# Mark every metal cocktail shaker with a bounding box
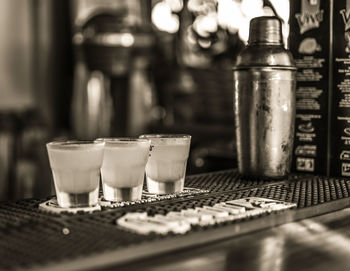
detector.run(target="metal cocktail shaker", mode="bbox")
[233,16,296,179]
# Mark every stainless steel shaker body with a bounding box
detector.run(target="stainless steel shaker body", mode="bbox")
[233,17,296,179]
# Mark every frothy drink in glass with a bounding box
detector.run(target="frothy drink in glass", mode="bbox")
[100,138,150,202]
[139,134,191,194]
[46,141,104,208]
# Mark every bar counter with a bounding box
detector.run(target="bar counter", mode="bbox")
[116,208,350,271]
[1,169,350,271]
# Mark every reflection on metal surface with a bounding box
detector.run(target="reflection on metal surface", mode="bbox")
[259,236,285,271]
[292,220,350,256]
[151,253,226,271]
[71,69,112,140]
[223,213,350,271]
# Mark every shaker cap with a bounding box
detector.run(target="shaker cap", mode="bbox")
[248,16,282,45]
[233,15,296,69]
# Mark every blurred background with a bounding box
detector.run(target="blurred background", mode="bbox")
[0,0,289,200]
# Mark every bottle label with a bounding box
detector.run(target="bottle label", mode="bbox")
[295,0,323,34]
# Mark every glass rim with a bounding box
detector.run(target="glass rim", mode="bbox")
[139,134,191,139]
[46,140,105,150]
[96,137,151,145]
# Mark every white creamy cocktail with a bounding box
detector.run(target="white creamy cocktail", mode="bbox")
[139,135,191,194]
[100,138,150,202]
[46,140,104,208]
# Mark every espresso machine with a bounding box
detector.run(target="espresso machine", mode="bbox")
[70,0,155,139]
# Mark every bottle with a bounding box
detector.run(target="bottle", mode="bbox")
[233,16,296,179]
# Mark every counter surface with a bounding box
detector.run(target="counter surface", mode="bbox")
[114,208,350,271]
[1,169,350,271]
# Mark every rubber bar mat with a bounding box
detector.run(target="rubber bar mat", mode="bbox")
[1,169,350,271]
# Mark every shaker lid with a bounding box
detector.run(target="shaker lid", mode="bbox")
[248,16,282,45]
[233,16,296,69]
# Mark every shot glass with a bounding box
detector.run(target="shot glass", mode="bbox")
[99,138,150,202]
[46,140,105,208]
[139,134,191,194]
